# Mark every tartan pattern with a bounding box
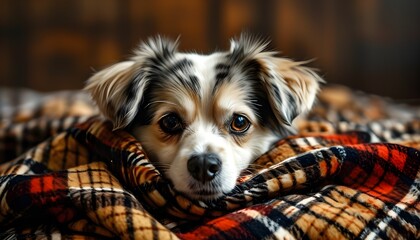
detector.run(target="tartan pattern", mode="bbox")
[0,86,419,239]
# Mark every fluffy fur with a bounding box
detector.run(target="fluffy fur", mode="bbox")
[85,34,323,200]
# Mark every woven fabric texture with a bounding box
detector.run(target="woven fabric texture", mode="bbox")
[0,85,419,239]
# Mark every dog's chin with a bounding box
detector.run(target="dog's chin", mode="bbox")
[181,182,226,201]
[167,169,238,201]
[176,183,231,201]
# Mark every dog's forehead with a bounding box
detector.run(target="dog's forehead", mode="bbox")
[162,52,255,118]
[174,52,240,93]
[178,52,227,78]
[175,52,243,90]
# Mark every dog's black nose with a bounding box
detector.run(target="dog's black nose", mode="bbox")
[187,153,221,182]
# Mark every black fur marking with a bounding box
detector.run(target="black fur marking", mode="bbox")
[117,71,147,125]
[215,72,229,83]
[164,58,201,94]
[270,83,282,104]
[145,37,177,60]
[215,63,231,70]
[145,56,168,76]
[142,57,201,94]
[285,91,298,122]
[128,71,161,129]
[242,59,261,76]
[188,75,200,92]
[229,45,245,65]
[213,63,231,93]
[167,58,193,74]
[242,60,274,126]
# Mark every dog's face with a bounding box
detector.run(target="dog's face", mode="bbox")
[85,35,322,200]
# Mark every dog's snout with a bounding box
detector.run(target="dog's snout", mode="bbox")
[187,153,221,182]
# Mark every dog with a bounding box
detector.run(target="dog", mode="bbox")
[85,34,322,200]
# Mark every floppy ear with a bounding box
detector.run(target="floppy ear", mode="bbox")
[230,35,323,126]
[267,57,323,125]
[85,36,178,129]
[84,60,143,129]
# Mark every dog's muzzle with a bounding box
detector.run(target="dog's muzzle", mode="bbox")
[187,153,221,182]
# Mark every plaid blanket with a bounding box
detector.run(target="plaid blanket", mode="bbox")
[0,85,419,239]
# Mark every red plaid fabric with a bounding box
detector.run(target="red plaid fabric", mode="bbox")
[0,86,419,239]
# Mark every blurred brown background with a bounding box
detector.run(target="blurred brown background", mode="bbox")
[0,0,419,101]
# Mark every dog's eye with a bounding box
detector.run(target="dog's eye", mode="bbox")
[159,113,184,134]
[230,114,251,134]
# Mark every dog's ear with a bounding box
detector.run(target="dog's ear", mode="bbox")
[230,34,323,126]
[85,36,178,129]
[266,57,323,125]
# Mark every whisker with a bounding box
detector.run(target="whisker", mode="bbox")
[149,163,172,172]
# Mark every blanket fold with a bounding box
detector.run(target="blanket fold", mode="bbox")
[0,86,419,239]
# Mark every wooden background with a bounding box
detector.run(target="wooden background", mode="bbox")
[0,0,419,101]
